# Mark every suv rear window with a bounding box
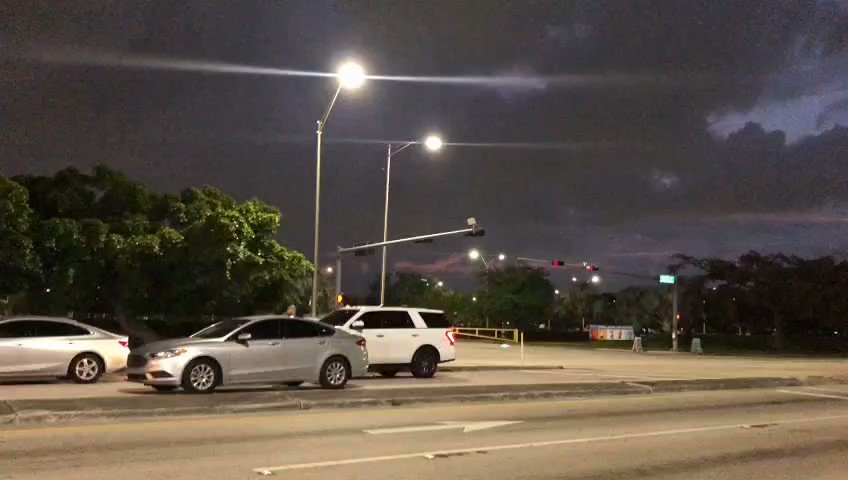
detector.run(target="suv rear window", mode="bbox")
[320,309,360,326]
[359,311,416,329]
[419,312,451,328]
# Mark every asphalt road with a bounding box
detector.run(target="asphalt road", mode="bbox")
[3,385,848,479]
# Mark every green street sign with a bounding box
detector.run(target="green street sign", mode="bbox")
[659,274,676,285]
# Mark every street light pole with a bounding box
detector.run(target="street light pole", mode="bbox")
[309,61,366,317]
[379,137,441,305]
[311,85,342,317]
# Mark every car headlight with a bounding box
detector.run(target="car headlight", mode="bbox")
[150,348,188,360]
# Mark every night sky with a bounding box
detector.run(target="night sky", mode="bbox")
[3,1,848,293]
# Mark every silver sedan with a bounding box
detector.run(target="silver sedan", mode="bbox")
[126,315,369,393]
[0,316,129,383]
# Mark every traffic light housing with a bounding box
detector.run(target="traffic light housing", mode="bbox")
[586,265,599,272]
[552,260,565,266]
[336,293,347,306]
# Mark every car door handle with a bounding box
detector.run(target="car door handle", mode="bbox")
[411,334,420,337]
[270,342,281,346]
[376,334,385,338]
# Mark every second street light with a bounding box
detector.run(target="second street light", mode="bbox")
[379,134,443,305]
[311,60,366,317]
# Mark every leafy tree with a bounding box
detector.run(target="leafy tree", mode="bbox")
[0,177,39,308]
[5,166,313,338]
[477,265,554,331]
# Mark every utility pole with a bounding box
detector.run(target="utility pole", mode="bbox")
[672,280,679,352]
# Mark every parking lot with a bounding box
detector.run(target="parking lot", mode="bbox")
[2,342,846,401]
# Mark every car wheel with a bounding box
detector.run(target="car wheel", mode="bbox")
[410,348,438,378]
[284,381,304,387]
[319,356,350,389]
[152,385,177,392]
[181,359,218,394]
[68,353,104,384]
[377,368,399,378]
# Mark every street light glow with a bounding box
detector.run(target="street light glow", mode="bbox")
[498,253,506,261]
[437,280,444,287]
[472,296,477,302]
[325,266,334,274]
[337,61,366,90]
[571,276,578,282]
[424,135,443,152]
[554,289,560,295]
[468,248,481,260]
[591,275,601,284]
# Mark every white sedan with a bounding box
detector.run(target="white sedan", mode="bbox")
[0,316,129,383]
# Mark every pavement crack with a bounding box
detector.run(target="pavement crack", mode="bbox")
[0,400,18,426]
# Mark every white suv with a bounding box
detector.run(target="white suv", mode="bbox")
[320,306,456,378]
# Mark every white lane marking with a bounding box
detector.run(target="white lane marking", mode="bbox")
[776,389,848,401]
[252,414,848,474]
[521,370,687,381]
[365,421,522,435]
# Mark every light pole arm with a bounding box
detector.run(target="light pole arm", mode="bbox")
[318,85,343,132]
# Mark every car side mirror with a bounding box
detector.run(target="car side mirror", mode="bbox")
[237,333,252,343]
[351,320,365,330]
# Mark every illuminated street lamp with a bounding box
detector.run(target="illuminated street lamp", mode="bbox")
[325,266,334,274]
[468,248,481,260]
[436,280,444,287]
[571,276,578,282]
[591,275,601,284]
[312,60,367,316]
[379,133,444,305]
[554,289,560,295]
[498,253,506,261]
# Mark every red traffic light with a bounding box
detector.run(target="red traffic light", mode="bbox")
[552,260,565,266]
[586,265,599,271]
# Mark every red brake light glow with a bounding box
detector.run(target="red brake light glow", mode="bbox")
[119,340,129,349]
[356,338,366,349]
[446,330,456,345]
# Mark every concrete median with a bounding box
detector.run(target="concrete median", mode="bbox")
[1,376,837,426]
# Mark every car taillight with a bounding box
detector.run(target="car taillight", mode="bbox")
[446,330,456,346]
[119,341,129,349]
[356,338,367,349]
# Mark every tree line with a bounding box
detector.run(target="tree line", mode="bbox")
[0,166,317,338]
[375,253,848,350]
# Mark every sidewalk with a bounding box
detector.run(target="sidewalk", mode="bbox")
[452,342,848,381]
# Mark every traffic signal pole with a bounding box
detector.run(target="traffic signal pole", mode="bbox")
[335,220,484,304]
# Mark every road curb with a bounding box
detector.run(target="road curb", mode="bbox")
[2,376,839,426]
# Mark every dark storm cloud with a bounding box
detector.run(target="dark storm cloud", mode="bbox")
[3,0,848,292]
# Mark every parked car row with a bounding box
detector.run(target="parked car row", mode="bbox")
[0,307,456,393]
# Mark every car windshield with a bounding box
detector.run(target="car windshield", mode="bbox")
[190,319,251,338]
[320,309,360,326]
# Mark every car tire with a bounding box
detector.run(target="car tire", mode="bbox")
[377,368,399,378]
[284,381,304,387]
[410,347,438,379]
[152,385,177,392]
[68,353,104,384]
[181,358,219,394]
[319,356,350,389]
